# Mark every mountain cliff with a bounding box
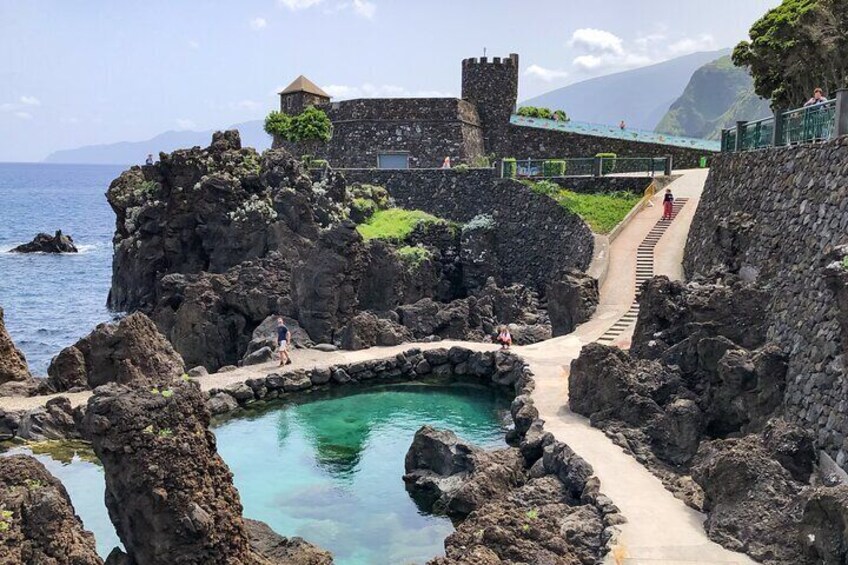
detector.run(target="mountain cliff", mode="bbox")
[655,55,772,140]
[43,120,269,165]
[521,50,730,130]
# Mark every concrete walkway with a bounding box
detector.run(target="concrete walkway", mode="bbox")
[1,169,753,564]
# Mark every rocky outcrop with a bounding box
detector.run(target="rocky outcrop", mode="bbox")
[16,396,82,441]
[10,230,78,253]
[0,454,102,564]
[403,425,525,519]
[46,312,184,392]
[82,380,329,565]
[337,311,411,350]
[690,421,833,565]
[0,306,34,391]
[292,222,367,343]
[546,270,599,336]
[631,275,769,359]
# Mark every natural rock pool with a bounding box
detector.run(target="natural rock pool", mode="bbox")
[5,382,511,564]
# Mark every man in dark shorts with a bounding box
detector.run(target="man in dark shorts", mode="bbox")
[276,316,291,366]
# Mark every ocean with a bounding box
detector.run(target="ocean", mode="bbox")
[0,162,126,375]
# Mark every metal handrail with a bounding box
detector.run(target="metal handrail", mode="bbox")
[721,99,838,152]
[500,156,670,179]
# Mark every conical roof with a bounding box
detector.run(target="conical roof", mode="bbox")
[279,75,330,98]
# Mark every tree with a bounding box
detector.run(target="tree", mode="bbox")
[516,106,569,121]
[263,106,333,154]
[733,0,848,109]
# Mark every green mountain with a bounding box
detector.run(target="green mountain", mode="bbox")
[655,55,772,140]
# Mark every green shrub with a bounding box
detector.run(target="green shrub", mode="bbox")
[453,163,470,172]
[264,106,332,155]
[842,256,848,269]
[471,154,493,168]
[543,159,566,177]
[517,106,568,121]
[264,111,292,137]
[552,109,569,121]
[502,158,517,178]
[528,180,560,197]
[356,208,443,241]
[595,153,618,175]
[396,245,432,268]
[462,214,495,232]
[311,159,328,168]
[350,198,378,222]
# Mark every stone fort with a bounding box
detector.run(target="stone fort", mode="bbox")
[274,53,711,169]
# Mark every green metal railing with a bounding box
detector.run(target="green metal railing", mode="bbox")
[782,101,836,145]
[721,99,838,152]
[500,156,671,179]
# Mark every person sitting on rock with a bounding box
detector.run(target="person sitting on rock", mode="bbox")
[496,325,512,350]
[145,153,154,166]
[276,316,291,366]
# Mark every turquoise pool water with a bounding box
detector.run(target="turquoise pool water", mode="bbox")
[5,383,511,564]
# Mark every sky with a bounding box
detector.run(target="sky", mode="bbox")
[0,0,780,162]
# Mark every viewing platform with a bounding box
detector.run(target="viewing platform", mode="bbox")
[510,114,721,152]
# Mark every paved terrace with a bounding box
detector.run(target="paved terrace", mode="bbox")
[1,169,754,564]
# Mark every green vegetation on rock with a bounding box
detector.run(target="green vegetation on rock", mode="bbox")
[517,106,568,121]
[356,208,443,241]
[526,180,641,234]
[733,0,848,110]
[25,440,100,465]
[396,245,432,268]
[264,106,332,154]
[656,55,771,140]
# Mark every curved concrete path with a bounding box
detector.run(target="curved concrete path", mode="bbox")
[1,169,754,564]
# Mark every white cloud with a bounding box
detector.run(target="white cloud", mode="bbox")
[524,64,569,82]
[250,17,267,30]
[175,118,196,130]
[20,96,40,106]
[278,0,323,10]
[352,0,375,18]
[668,34,716,56]
[322,83,453,100]
[14,112,33,120]
[572,52,652,72]
[232,99,261,110]
[188,40,200,50]
[569,28,624,55]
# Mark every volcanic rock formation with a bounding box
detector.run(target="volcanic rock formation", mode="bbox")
[82,380,331,565]
[0,454,102,564]
[11,230,78,253]
[46,312,185,393]
[106,131,590,370]
[0,306,35,394]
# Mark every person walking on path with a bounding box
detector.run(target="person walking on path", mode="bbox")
[496,325,512,350]
[276,316,292,366]
[662,188,674,221]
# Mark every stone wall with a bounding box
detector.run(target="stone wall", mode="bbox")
[504,125,712,169]
[275,98,485,168]
[545,176,654,194]
[684,137,848,467]
[461,54,520,155]
[341,168,595,292]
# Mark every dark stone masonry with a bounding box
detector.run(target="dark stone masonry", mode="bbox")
[684,136,848,469]
[341,168,595,291]
[275,53,712,169]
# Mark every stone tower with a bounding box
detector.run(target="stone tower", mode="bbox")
[278,75,330,115]
[461,53,519,155]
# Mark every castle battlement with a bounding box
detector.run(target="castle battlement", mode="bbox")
[462,53,519,67]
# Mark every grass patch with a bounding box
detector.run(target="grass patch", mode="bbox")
[356,208,443,241]
[526,181,641,234]
[396,245,432,268]
[843,256,848,270]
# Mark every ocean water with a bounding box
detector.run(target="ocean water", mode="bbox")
[0,163,124,375]
[5,383,511,564]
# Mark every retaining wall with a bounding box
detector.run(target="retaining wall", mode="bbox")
[684,136,848,467]
[341,168,595,292]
